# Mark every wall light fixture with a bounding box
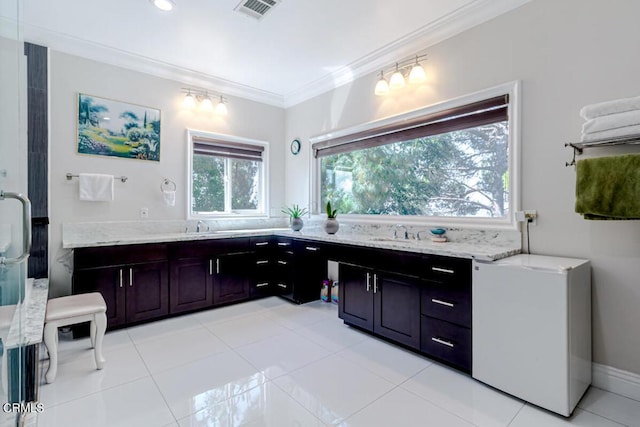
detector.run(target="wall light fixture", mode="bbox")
[374,54,427,96]
[181,88,228,115]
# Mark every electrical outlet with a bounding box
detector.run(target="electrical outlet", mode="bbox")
[524,210,537,225]
[140,207,149,219]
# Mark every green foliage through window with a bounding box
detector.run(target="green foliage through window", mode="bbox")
[320,122,509,218]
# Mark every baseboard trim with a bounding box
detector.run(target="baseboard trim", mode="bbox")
[592,363,640,401]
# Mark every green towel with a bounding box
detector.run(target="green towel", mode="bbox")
[575,153,640,220]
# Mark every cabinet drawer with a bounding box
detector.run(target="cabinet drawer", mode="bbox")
[250,237,272,252]
[251,280,272,297]
[75,243,167,269]
[421,282,470,328]
[425,256,471,284]
[421,316,471,372]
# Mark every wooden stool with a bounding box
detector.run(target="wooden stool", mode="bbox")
[43,292,107,383]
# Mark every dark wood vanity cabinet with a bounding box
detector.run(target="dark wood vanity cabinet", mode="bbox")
[339,262,421,349]
[249,237,274,297]
[338,247,472,373]
[73,243,169,329]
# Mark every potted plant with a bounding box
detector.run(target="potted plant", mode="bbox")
[324,201,339,234]
[282,204,308,231]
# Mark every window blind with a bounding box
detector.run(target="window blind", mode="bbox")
[313,95,509,158]
[193,136,264,162]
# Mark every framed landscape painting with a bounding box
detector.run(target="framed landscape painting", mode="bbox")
[77,93,161,161]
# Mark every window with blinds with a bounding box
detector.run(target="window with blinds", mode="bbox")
[188,131,267,216]
[312,92,513,220]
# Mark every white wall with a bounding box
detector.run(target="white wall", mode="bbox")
[49,51,285,296]
[285,0,640,374]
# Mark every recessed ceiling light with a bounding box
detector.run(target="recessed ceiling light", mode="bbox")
[151,0,175,12]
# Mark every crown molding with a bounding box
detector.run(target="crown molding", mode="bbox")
[15,0,531,110]
[22,23,286,108]
[282,0,532,108]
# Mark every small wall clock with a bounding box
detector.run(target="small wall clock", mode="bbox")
[290,138,301,155]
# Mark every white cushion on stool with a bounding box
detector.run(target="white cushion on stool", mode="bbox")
[45,292,106,322]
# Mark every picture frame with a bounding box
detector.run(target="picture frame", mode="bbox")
[77,93,161,162]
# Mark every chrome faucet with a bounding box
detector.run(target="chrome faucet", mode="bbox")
[415,230,429,240]
[196,220,208,233]
[393,224,409,239]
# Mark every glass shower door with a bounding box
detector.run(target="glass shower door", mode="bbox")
[0,0,30,423]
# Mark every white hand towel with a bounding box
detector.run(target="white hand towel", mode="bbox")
[163,190,176,207]
[580,124,640,142]
[582,110,640,134]
[79,173,114,201]
[580,95,640,120]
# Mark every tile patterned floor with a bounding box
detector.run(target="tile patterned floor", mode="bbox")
[24,297,640,426]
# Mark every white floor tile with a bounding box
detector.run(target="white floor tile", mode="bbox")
[274,354,395,425]
[193,301,269,325]
[401,364,524,427]
[336,336,432,385]
[39,345,150,407]
[268,303,336,330]
[249,296,292,311]
[509,405,627,427]
[291,318,370,353]
[153,351,266,420]
[578,386,640,427]
[127,315,202,345]
[177,382,324,427]
[135,326,229,374]
[37,377,175,427]
[235,331,331,379]
[341,387,474,427]
[203,312,290,348]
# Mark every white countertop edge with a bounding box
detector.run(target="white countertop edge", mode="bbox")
[63,229,521,261]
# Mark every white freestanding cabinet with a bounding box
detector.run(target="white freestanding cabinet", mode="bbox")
[472,254,591,416]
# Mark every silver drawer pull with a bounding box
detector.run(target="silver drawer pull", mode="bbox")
[431,337,454,348]
[277,283,287,289]
[256,282,269,288]
[255,242,269,246]
[277,260,288,265]
[256,260,269,265]
[305,246,319,251]
[277,242,290,246]
[431,298,454,308]
[432,267,455,274]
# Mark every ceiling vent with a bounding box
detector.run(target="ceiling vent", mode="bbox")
[234,0,280,20]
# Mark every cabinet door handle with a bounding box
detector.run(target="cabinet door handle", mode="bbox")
[432,267,455,274]
[366,272,371,292]
[431,337,454,348]
[431,298,454,307]
[277,242,290,247]
[256,282,269,288]
[277,283,287,289]
[373,274,378,293]
[255,242,269,246]
[119,269,123,288]
[277,260,288,265]
[256,260,269,265]
[305,246,319,251]
[209,259,213,275]
[216,258,220,274]
[129,268,133,287]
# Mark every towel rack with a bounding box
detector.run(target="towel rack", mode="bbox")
[66,173,128,182]
[565,134,640,166]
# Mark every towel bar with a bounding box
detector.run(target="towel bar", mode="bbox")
[564,134,640,166]
[66,173,128,182]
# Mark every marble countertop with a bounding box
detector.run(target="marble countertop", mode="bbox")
[63,222,521,261]
[5,278,49,348]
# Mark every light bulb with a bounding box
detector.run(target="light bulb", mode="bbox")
[183,92,196,109]
[152,0,175,11]
[374,72,389,96]
[389,70,405,90]
[409,63,426,84]
[216,97,228,115]
[200,96,214,112]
